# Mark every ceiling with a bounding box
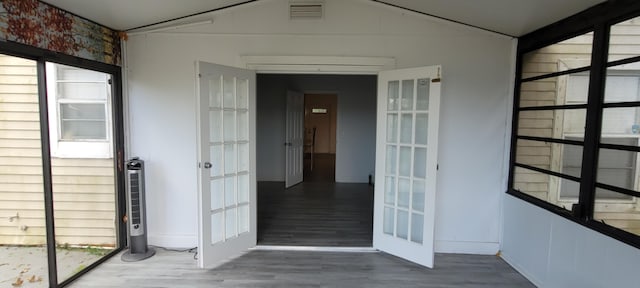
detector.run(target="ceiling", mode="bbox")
[42,0,606,36]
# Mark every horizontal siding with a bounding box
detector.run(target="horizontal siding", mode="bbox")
[0,56,117,246]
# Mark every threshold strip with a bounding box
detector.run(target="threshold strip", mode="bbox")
[253,245,378,253]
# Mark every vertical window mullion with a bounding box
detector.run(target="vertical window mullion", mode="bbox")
[578,24,611,220]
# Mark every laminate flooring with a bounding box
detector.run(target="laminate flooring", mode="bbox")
[258,181,373,246]
[69,249,535,288]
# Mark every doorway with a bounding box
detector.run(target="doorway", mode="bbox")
[304,94,337,183]
[256,74,377,247]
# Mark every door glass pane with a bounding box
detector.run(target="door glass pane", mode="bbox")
[223,77,235,108]
[396,210,409,240]
[225,208,237,239]
[0,54,49,285]
[399,147,411,177]
[416,78,430,110]
[385,145,397,174]
[412,180,425,212]
[225,177,236,207]
[236,78,248,109]
[237,111,248,141]
[400,114,413,144]
[387,81,399,111]
[398,178,410,208]
[211,212,223,244]
[223,111,236,142]
[384,177,395,205]
[414,148,427,178]
[410,213,424,244]
[386,113,398,143]
[209,76,222,108]
[224,144,236,174]
[210,110,222,143]
[401,80,414,110]
[383,207,394,235]
[237,143,249,172]
[238,205,249,234]
[211,178,224,210]
[237,174,249,204]
[46,63,117,283]
[210,145,223,177]
[415,113,428,145]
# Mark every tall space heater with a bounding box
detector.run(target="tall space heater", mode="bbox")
[121,157,155,262]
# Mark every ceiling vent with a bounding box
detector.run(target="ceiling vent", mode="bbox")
[289,1,324,20]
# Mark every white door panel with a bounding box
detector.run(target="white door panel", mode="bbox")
[373,66,441,268]
[285,90,304,188]
[196,61,256,268]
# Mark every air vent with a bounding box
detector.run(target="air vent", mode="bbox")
[290,2,323,20]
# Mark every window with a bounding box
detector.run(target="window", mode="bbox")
[510,5,640,249]
[46,62,113,158]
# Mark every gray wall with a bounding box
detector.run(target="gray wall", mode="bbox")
[257,74,377,183]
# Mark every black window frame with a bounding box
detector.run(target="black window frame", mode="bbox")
[509,0,640,250]
[0,41,127,287]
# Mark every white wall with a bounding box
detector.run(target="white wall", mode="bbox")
[125,0,514,249]
[502,194,640,287]
[257,74,377,183]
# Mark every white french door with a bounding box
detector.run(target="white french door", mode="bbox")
[285,90,304,188]
[196,61,256,268]
[373,66,441,268]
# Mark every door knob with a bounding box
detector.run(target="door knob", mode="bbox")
[284,142,292,146]
[204,162,212,169]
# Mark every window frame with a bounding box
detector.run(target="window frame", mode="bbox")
[508,0,640,250]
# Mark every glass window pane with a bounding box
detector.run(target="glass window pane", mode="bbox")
[399,146,411,177]
[398,178,410,208]
[383,207,394,235]
[401,80,414,110]
[237,174,250,204]
[238,205,249,234]
[225,208,237,239]
[594,190,638,236]
[211,212,223,244]
[384,176,395,205]
[210,110,222,142]
[60,104,106,140]
[602,107,640,137]
[400,114,412,144]
[386,113,398,143]
[387,80,399,111]
[237,111,248,141]
[412,180,425,212]
[597,145,637,196]
[223,77,235,108]
[413,147,427,179]
[603,72,640,103]
[515,139,583,178]
[386,145,397,175]
[396,210,409,240]
[225,176,236,207]
[237,78,248,109]
[609,16,640,62]
[224,111,236,142]
[514,167,578,207]
[415,113,428,145]
[518,109,586,138]
[210,145,223,177]
[211,178,224,210]
[238,143,249,172]
[224,144,236,174]
[410,213,424,244]
[416,78,429,110]
[209,76,222,108]
[521,32,593,79]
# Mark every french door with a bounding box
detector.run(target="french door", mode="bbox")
[196,61,257,268]
[373,66,441,268]
[285,90,304,188]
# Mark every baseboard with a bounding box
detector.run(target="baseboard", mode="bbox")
[148,234,197,249]
[499,251,544,287]
[434,240,500,255]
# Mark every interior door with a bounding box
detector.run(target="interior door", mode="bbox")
[196,61,256,268]
[285,90,304,188]
[373,66,441,268]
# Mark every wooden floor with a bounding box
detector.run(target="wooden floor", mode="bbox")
[304,153,336,182]
[69,249,534,288]
[258,181,373,246]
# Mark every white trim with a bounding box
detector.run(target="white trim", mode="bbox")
[434,240,500,255]
[254,245,377,253]
[240,55,396,74]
